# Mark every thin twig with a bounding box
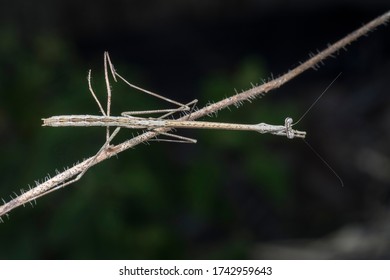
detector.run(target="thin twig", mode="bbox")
[1,11,389,219]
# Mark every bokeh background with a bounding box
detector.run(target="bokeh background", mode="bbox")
[0,1,389,259]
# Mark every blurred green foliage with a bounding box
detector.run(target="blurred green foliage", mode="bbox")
[0,29,298,259]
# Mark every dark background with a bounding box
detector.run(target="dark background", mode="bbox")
[0,1,389,259]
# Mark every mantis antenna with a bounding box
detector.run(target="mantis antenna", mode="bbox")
[293,72,342,125]
[293,73,344,187]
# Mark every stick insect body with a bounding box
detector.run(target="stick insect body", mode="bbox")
[42,52,306,142]
[42,115,306,139]
[38,52,307,200]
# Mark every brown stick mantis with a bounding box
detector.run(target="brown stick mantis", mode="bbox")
[42,53,348,191]
[36,52,306,199]
[42,53,306,141]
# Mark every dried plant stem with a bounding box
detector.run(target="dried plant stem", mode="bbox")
[1,11,389,219]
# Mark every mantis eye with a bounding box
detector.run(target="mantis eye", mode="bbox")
[285,117,294,139]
